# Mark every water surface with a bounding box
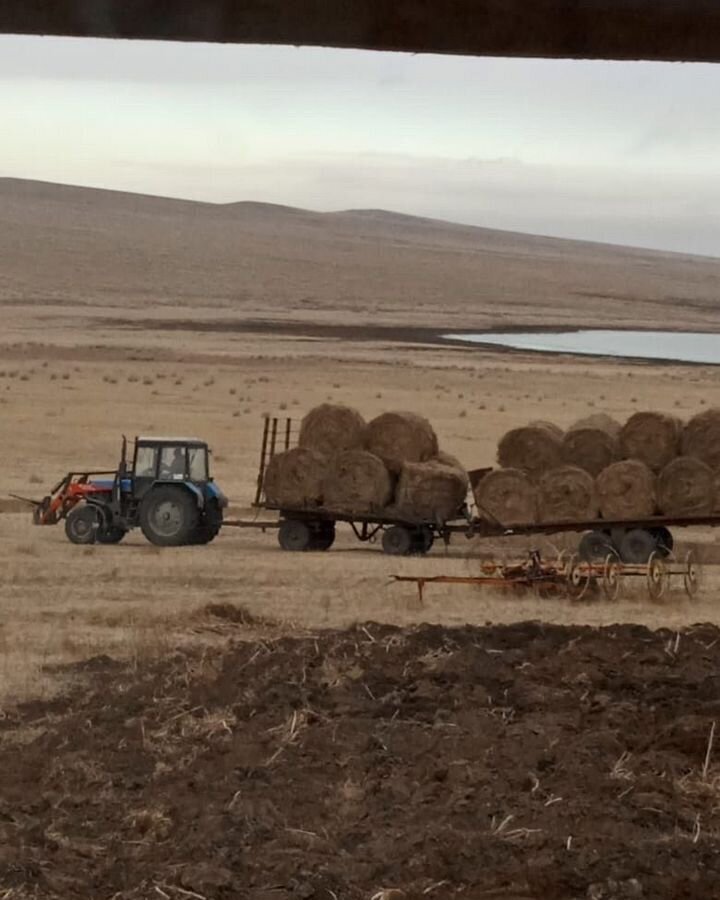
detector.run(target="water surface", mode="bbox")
[444,330,720,365]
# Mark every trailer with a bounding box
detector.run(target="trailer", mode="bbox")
[239,416,720,562]
[244,416,464,554]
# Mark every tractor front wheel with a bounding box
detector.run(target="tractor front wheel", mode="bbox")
[97,526,127,545]
[65,505,99,545]
[140,486,199,547]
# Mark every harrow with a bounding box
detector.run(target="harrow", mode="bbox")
[392,548,701,605]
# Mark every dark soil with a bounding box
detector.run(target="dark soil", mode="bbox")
[2,619,720,899]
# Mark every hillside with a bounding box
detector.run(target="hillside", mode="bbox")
[1,177,720,329]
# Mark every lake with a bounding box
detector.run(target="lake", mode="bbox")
[443,329,720,365]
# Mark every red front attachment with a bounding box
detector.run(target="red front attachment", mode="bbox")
[31,473,115,525]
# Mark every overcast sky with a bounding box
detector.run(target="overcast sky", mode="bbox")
[2,35,720,255]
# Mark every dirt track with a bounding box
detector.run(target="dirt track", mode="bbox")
[2,614,720,899]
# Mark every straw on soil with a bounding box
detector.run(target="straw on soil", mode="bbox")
[321,450,393,514]
[497,422,563,478]
[657,456,715,517]
[537,465,598,523]
[473,468,537,526]
[263,447,324,509]
[596,459,656,519]
[394,460,468,525]
[681,408,720,471]
[364,411,438,473]
[619,411,681,472]
[298,403,366,456]
[562,413,620,476]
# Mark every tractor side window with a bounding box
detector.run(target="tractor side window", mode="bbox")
[135,446,157,478]
[188,447,208,482]
[160,446,187,479]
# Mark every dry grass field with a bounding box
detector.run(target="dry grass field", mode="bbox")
[2,178,720,706]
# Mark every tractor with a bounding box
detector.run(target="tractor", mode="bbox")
[31,436,227,546]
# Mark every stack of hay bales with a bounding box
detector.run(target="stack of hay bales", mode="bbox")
[478,407,719,526]
[562,413,621,476]
[263,404,469,524]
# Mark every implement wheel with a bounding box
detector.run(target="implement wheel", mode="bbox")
[65,505,99,545]
[566,553,591,601]
[684,549,700,598]
[647,552,669,602]
[602,553,622,602]
[140,486,199,547]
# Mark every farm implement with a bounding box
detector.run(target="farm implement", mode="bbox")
[392,548,701,604]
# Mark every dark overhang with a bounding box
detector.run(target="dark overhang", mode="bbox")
[2,1,720,63]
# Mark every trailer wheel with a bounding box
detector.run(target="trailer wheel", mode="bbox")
[310,522,336,551]
[382,525,414,556]
[650,526,674,558]
[278,519,312,551]
[619,528,657,564]
[65,505,99,545]
[97,526,127,544]
[579,530,615,562]
[140,486,199,547]
[412,527,434,555]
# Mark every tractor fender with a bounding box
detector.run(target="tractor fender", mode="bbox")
[157,481,206,509]
[206,482,229,509]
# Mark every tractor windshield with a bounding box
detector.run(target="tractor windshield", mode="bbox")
[188,446,209,482]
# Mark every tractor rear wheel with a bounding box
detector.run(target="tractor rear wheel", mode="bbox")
[65,505,99,545]
[190,503,223,545]
[140,486,199,547]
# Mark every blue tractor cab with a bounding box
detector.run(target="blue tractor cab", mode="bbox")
[64,435,228,546]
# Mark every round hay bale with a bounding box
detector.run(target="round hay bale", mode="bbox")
[657,456,715,517]
[263,447,324,509]
[530,420,564,440]
[596,459,656,519]
[537,465,598,523]
[619,411,681,472]
[394,460,468,525]
[298,404,365,456]
[364,411,438,473]
[681,408,720,470]
[473,468,537,527]
[497,422,563,478]
[561,413,621,476]
[435,450,465,471]
[321,450,393,514]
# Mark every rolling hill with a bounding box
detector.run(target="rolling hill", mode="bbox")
[1,177,719,330]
